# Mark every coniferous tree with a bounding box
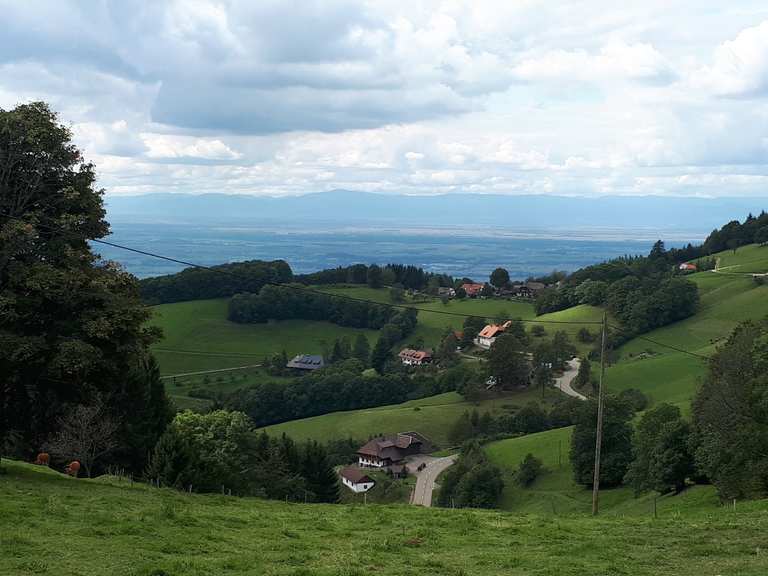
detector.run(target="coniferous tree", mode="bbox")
[352,334,371,365]
[301,441,339,503]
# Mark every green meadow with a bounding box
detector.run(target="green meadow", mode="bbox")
[262,389,546,447]
[3,459,768,576]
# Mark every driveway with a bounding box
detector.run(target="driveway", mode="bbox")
[409,454,458,507]
[553,358,586,401]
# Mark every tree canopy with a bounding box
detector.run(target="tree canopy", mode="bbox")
[0,102,169,472]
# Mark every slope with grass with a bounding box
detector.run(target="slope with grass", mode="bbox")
[320,285,536,347]
[484,253,768,513]
[262,389,544,447]
[149,298,378,375]
[3,459,768,576]
[698,242,768,273]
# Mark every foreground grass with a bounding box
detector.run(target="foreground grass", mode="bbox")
[2,460,768,576]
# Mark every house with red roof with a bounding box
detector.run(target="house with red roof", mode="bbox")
[475,320,512,349]
[398,348,433,366]
[460,282,485,298]
[679,263,697,273]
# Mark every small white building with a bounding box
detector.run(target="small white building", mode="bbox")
[475,321,512,349]
[339,467,375,493]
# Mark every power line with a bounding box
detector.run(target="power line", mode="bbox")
[0,212,603,326]
[0,212,718,359]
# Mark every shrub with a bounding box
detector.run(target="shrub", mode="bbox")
[517,453,543,487]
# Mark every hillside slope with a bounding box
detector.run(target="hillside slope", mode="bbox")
[3,460,768,576]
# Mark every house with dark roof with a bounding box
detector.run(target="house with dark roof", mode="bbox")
[357,432,432,468]
[398,348,433,366]
[286,354,325,371]
[339,467,375,493]
[516,282,547,298]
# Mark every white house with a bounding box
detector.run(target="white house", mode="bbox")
[475,320,512,349]
[339,467,375,493]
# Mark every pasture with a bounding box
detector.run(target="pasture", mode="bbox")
[3,459,768,576]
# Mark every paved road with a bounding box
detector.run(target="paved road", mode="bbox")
[553,358,586,401]
[409,455,458,507]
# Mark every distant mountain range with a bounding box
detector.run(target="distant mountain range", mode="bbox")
[106,191,768,233]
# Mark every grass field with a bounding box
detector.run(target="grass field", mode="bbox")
[697,242,768,273]
[320,285,536,347]
[483,255,768,513]
[262,389,549,447]
[4,460,768,576]
[150,299,379,375]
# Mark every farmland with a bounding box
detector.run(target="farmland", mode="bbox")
[3,459,768,576]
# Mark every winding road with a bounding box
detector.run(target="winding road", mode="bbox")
[409,455,458,507]
[553,358,586,401]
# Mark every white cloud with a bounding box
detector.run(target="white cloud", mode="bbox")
[1,1,768,198]
[695,20,768,97]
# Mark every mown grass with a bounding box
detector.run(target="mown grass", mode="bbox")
[2,459,768,576]
[150,299,378,375]
[262,388,549,447]
[698,242,768,273]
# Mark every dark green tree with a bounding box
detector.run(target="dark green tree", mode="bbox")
[371,336,392,373]
[573,358,592,391]
[691,319,768,500]
[0,102,168,471]
[517,453,543,487]
[461,316,486,348]
[366,264,383,288]
[756,226,768,246]
[490,267,510,288]
[488,334,531,389]
[145,427,199,489]
[352,334,370,365]
[301,441,340,503]
[570,396,634,487]
[625,403,693,495]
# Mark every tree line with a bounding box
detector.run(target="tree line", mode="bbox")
[227,284,397,328]
[295,262,454,291]
[146,409,345,502]
[222,358,457,428]
[565,318,768,500]
[534,241,700,338]
[140,260,293,304]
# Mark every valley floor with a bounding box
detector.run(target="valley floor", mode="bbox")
[2,460,768,576]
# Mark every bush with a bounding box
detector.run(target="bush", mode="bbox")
[618,388,649,412]
[531,325,546,337]
[517,453,543,487]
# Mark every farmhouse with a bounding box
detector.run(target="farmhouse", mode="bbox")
[286,354,325,371]
[398,348,433,366]
[475,320,512,349]
[438,286,456,298]
[460,282,485,297]
[679,263,697,272]
[357,432,432,468]
[339,467,375,493]
[516,281,547,298]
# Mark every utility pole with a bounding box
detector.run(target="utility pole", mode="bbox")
[591,311,608,516]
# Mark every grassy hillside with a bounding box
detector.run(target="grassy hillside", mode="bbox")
[484,253,768,513]
[150,299,378,375]
[3,460,768,576]
[262,389,545,447]
[699,242,768,273]
[320,285,536,347]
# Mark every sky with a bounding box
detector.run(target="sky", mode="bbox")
[2,1,768,198]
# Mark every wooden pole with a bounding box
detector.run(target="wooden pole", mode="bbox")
[591,311,608,516]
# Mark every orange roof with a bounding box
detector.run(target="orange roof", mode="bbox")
[478,321,512,339]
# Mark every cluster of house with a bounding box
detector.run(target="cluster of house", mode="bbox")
[338,431,433,493]
[442,281,549,299]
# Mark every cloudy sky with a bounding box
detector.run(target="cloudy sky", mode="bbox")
[2,1,768,198]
